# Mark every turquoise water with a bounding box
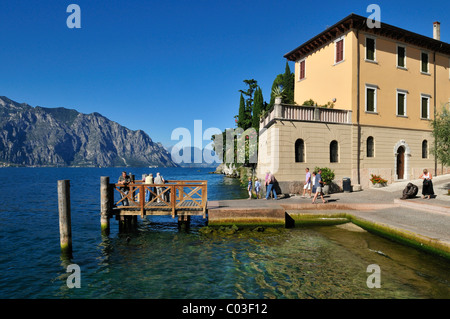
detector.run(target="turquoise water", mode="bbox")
[0,167,449,299]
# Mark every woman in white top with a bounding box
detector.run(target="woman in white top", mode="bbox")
[419,169,434,199]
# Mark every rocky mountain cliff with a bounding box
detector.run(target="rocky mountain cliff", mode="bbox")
[0,96,178,167]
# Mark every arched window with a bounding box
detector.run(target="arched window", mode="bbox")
[330,140,339,163]
[367,136,374,158]
[422,140,428,159]
[295,139,305,162]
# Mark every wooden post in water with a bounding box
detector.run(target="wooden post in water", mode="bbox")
[100,176,111,234]
[58,180,72,257]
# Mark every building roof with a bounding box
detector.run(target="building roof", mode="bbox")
[284,13,450,61]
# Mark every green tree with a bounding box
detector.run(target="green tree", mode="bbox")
[237,93,246,129]
[282,61,295,104]
[268,61,295,109]
[238,79,258,130]
[252,87,263,131]
[431,106,450,166]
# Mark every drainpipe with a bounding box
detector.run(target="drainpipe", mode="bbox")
[356,29,361,185]
[433,51,437,176]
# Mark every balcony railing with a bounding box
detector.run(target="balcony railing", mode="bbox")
[260,101,352,129]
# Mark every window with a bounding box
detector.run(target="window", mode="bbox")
[299,59,305,80]
[335,37,344,64]
[365,84,377,112]
[422,140,428,159]
[330,140,339,163]
[365,36,376,61]
[397,45,406,68]
[397,90,407,116]
[295,139,305,162]
[367,136,374,158]
[421,52,429,73]
[421,94,430,119]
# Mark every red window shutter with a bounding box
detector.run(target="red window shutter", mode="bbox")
[336,40,343,62]
[300,60,305,79]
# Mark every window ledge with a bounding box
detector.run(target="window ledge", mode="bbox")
[421,71,431,76]
[365,111,378,114]
[333,59,345,66]
[396,115,408,118]
[420,117,431,121]
[397,66,408,71]
[365,59,378,64]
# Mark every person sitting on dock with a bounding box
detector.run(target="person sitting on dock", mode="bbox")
[154,172,165,203]
[145,173,154,202]
[118,171,131,206]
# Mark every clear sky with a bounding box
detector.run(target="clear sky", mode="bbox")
[1,0,449,148]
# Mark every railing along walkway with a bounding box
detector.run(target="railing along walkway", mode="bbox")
[112,180,207,218]
[260,103,352,129]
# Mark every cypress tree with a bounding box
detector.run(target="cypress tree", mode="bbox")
[252,87,263,131]
[282,61,295,104]
[237,93,246,129]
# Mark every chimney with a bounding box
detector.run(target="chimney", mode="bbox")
[433,21,441,40]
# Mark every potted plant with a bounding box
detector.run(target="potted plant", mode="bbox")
[315,167,335,195]
[370,174,388,188]
[272,86,285,103]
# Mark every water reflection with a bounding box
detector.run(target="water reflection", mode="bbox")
[89,219,450,299]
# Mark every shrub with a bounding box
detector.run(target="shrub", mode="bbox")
[314,167,335,185]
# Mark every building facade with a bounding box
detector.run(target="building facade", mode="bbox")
[258,14,450,191]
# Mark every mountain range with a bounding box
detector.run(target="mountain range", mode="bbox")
[0,96,177,167]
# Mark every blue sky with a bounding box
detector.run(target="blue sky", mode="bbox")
[1,0,449,148]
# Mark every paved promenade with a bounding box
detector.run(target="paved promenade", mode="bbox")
[207,174,450,258]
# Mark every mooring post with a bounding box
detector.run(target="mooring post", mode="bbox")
[100,176,111,234]
[58,180,72,257]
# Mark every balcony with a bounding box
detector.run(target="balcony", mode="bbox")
[260,100,352,129]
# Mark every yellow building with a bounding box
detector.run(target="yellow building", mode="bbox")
[258,13,450,191]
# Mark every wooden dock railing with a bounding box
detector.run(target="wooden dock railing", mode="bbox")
[112,180,208,218]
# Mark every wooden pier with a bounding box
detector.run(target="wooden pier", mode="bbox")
[100,176,207,232]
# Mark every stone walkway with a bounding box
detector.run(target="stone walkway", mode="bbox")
[208,174,450,258]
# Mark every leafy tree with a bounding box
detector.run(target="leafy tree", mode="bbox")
[431,106,450,166]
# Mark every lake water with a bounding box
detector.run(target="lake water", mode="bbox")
[0,167,449,299]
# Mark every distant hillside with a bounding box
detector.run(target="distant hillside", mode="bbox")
[168,146,220,168]
[0,96,178,167]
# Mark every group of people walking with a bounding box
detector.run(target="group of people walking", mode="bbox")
[245,172,277,200]
[245,169,327,203]
[117,171,167,206]
[301,168,327,204]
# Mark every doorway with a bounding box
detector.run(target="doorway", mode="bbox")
[396,146,405,180]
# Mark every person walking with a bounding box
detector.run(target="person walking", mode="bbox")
[419,169,434,199]
[265,173,278,200]
[312,169,326,204]
[247,177,253,199]
[254,178,261,199]
[265,171,271,199]
[301,168,312,198]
